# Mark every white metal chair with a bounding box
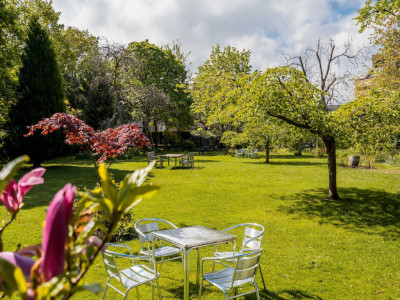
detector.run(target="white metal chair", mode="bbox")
[253,149,258,158]
[214,223,266,291]
[234,149,241,158]
[102,243,161,299]
[147,152,163,168]
[180,152,194,168]
[134,218,182,271]
[199,249,263,299]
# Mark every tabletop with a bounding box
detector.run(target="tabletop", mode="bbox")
[159,154,184,158]
[153,226,236,250]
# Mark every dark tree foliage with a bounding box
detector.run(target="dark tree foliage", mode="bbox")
[82,77,114,130]
[5,17,65,167]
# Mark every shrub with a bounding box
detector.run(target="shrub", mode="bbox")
[182,139,195,151]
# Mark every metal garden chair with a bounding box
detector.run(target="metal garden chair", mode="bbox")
[134,218,182,271]
[147,151,163,168]
[199,249,263,299]
[102,243,161,299]
[213,223,266,291]
[180,152,194,168]
[234,149,241,158]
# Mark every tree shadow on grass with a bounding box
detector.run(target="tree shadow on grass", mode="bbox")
[164,281,198,299]
[246,289,322,299]
[21,165,146,209]
[278,187,400,238]
[242,161,325,166]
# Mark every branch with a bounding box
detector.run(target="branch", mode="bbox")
[265,111,321,135]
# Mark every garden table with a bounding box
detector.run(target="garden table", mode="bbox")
[159,154,184,168]
[152,226,236,300]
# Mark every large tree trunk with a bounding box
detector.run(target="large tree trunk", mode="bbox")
[322,136,340,199]
[153,119,159,148]
[265,138,270,163]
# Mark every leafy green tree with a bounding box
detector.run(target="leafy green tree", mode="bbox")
[0,0,21,128]
[336,89,400,168]
[356,0,400,90]
[59,27,99,111]
[5,18,65,167]
[250,66,341,198]
[191,44,252,140]
[82,77,115,130]
[126,40,192,146]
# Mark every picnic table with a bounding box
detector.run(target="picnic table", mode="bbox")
[159,154,184,168]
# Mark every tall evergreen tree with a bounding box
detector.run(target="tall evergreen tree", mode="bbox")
[5,17,65,167]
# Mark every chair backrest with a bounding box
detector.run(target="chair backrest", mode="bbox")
[102,250,122,283]
[232,249,262,285]
[189,152,194,161]
[241,149,246,153]
[147,151,155,162]
[241,225,264,252]
[134,218,177,254]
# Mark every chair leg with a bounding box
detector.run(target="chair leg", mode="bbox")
[123,286,135,300]
[254,282,260,300]
[258,265,267,291]
[152,284,155,300]
[198,278,203,300]
[155,277,162,299]
[102,278,110,300]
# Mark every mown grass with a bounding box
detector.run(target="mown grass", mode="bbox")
[4,152,400,299]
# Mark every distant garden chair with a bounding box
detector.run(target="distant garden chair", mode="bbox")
[199,249,263,300]
[102,243,161,300]
[248,149,258,159]
[246,149,254,158]
[180,152,194,168]
[253,149,258,158]
[213,223,266,291]
[234,149,242,158]
[147,151,163,168]
[240,149,246,157]
[134,218,182,271]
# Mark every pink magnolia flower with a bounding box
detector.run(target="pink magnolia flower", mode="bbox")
[0,252,35,281]
[41,183,76,282]
[0,168,46,212]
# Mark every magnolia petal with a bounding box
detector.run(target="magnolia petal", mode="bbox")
[42,183,76,282]
[17,168,46,199]
[0,180,19,212]
[86,236,107,253]
[0,252,35,281]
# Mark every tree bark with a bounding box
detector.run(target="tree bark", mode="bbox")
[322,135,340,199]
[265,138,270,163]
[153,120,159,148]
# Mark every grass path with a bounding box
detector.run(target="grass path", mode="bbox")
[5,153,400,299]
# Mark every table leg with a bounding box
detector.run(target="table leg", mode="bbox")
[196,248,201,287]
[183,249,190,300]
[168,157,170,166]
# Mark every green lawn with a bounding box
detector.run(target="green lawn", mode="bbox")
[4,153,400,299]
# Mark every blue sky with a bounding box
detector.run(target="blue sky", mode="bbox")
[52,0,371,74]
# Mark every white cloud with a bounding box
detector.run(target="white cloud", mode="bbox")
[52,0,372,75]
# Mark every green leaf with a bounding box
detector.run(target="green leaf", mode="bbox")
[98,163,117,205]
[117,161,155,206]
[0,155,29,195]
[0,257,27,298]
[118,185,160,214]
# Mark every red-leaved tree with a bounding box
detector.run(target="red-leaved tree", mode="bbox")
[26,113,151,170]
